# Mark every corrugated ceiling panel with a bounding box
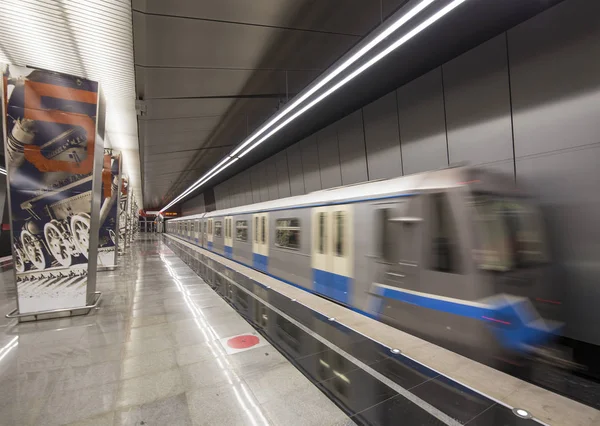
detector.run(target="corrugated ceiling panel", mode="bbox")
[0,0,142,204]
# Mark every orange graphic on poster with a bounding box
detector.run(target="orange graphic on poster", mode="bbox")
[21,80,97,174]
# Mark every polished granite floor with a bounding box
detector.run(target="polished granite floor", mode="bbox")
[0,236,353,425]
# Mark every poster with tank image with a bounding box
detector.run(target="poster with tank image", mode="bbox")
[118,175,129,255]
[1,63,102,313]
[97,149,121,268]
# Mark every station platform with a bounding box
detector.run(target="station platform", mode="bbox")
[0,235,598,425]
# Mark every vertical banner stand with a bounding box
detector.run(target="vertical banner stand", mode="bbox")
[118,176,128,256]
[97,149,121,271]
[1,64,104,321]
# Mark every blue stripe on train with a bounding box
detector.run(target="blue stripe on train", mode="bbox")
[373,285,560,351]
[224,246,233,259]
[313,269,351,305]
[207,241,213,251]
[253,253,268,273]
[168,234,556,351]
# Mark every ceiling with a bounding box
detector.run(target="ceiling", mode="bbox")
[132,0,409,209]
[0,0,143,205]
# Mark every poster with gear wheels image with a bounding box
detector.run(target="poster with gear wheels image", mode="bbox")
[1,64,103,314]
[97,149,121,268]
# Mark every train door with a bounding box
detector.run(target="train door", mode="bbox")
[194,220,200,244]
[224,216,233,258]
[311,205,354,304]
[207,218,214,250]
[419,192,465,297]
[252,213,269,272]
[202,220,206,248]
[390,196,424,291]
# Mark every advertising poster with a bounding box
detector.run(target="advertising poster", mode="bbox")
[1,64,101,313]
[118,176,128,254]
[97,149,121,268]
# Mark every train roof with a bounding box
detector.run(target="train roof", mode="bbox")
[168,167,472,221]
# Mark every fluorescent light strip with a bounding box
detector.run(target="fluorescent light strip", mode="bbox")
[168,156,233,205]
[0,168,6,176]
[239,0,468,158]
[161,157,238,211]
[164,159,232,209]
[229,0,438,158]
[161,0,468,211]
[161,0,436,211]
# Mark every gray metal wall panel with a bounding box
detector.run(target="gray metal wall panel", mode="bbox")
[300,135,322,193]
[231,176,243,207]
[316,125,342,189]
[363,92,402,180]
[266,157,279,200]
[444,35,514,166]
[250,166,261,203]
[258,160,269,202]
[287,143,306,196]
[397,69,448,175]
[181,193,205,216]
[508,0,600,158]
[213,185,223,210]
[223,183,231,209]
[516,145,600,344]
[337,110,368,185]
[275,151,291,198]
[242,170,254,206]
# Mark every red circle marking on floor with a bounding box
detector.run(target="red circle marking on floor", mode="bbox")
[227,334,260,349]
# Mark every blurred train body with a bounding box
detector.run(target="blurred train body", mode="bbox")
[166,167,560,363]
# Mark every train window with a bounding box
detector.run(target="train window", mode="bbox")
[225,218,229,238]
[236,220,248,242]
[275,218,300,250]
[333,211,345,257]
[472,195,547,270]
[215,221,222,237]
[318,212,327,254]
[203,221,206,233]
[261,216,266,244]
[229,218,234,239]
[254,217,259,242]
[429,193,460,274]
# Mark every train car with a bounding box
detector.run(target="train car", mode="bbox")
[166,166,560,363]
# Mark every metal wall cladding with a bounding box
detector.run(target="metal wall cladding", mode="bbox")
[363,92,402,180]
[316,125,342,189]
[444,35,513,166]
[337,110,368,186]
[300,135,322,193]
[397,68,448,175]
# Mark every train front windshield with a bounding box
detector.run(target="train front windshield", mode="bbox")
[471,194,548,272]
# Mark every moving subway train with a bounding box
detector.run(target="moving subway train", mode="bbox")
[166,166,561,363]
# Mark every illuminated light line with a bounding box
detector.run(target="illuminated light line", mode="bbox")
[161,157,233,210]
[239,0,469,158]
[161,0,467,211]
[160,0,441,211]
[535,298,561,305]
[161,157,238,211]
[0,336,18,363]
[0,167,6,176]
[228,0,438,157]
[481,316,511,325]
